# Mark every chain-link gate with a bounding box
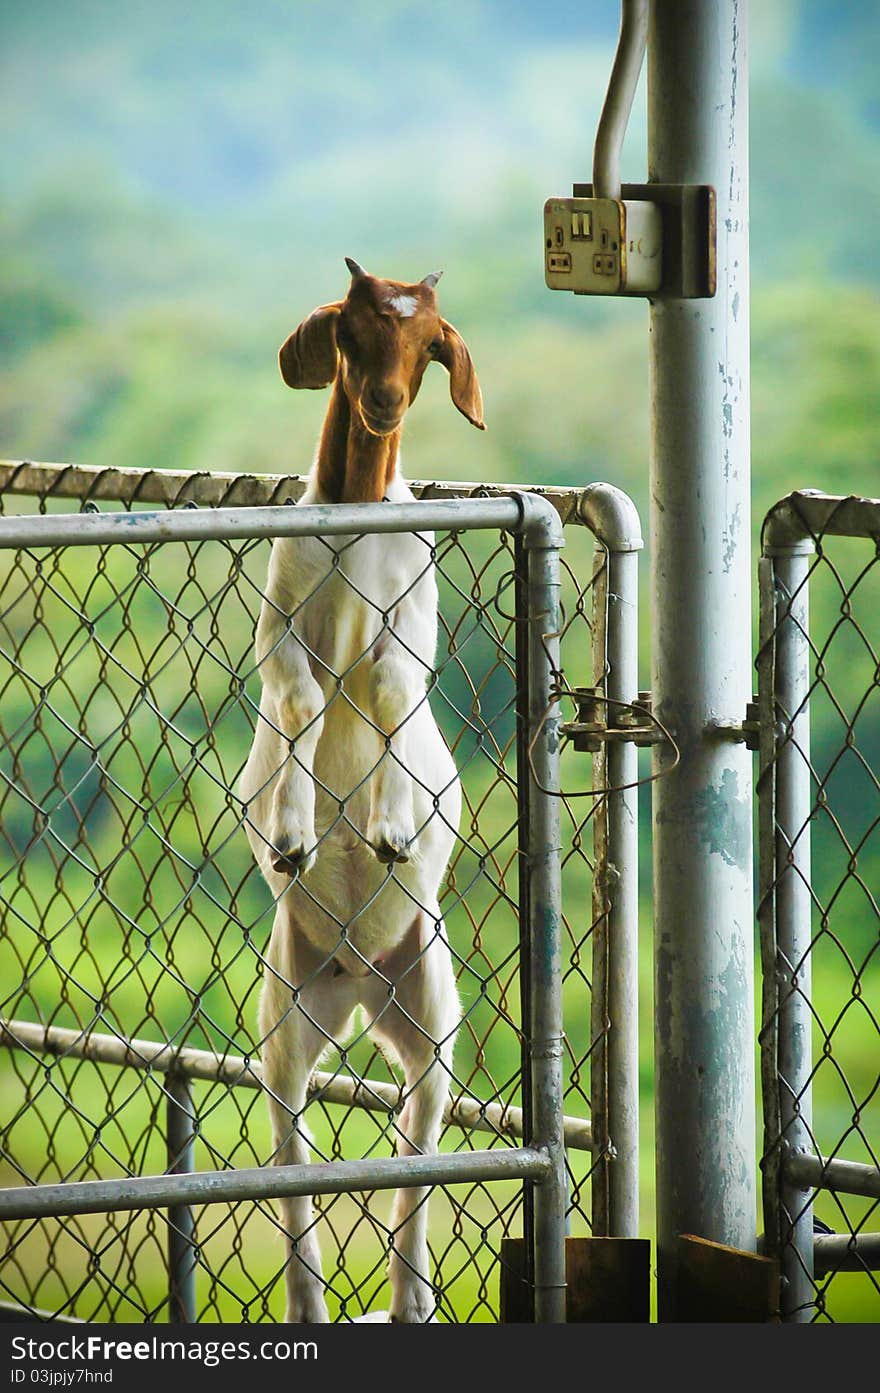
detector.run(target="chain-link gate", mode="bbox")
[758,490,880,1322]
[0,462,642,1324]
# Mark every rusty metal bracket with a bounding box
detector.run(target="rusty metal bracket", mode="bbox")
[674,1234,779,1322]
[500,1236,651,1323]
[561,687,662,752]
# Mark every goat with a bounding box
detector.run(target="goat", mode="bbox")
[239,258,485,1322]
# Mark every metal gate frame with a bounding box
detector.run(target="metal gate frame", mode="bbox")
[757,489,880,1321]
[0,463,645,1323]
[0,478,626,1326]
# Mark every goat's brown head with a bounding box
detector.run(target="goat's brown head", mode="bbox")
[279,258,485,442]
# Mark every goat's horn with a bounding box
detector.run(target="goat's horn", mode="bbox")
[345,257,368,280]
[421,271,443,289]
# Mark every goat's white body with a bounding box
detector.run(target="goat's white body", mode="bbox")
[241,470,460,970]
[240,465,462,1322]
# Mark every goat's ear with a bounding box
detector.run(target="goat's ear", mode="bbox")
[279,302,342,389]
[437,320,485,430]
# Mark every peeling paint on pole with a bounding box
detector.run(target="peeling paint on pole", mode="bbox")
[656,768,751,871]
[649,0,756,1318]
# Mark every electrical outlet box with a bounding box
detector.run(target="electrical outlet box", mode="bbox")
[544,196,662,296]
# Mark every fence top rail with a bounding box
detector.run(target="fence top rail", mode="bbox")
[0,459,643,551]
[0,492,565,552]
[1,458,582,521]
[762,489,880,554]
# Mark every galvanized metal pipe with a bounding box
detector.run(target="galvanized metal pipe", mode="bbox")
[580,484,643,1239]
[648,1,755,1317]
[814,1232,880,1275]
[756,552,782,1306]
[513,532,537,1304]
[0,497,526,552]
[762,490,880,550]
[768,545,816,1320]
[166,1073,197,1324]
[523,503,567,1324]
[0,1018,592,1151]
[0,1146,552,1223]
[786,1153,880,1203]
[593,0,649,200]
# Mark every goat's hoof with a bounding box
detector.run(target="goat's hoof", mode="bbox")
[371,838,410,865]
[388,1300,437,1324]
[286,1295,330,1323]
[270,838,315,877]
[367,819,416,865]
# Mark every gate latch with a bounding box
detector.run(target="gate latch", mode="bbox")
[562,691,761,753]
[713,699,761,751]
[561,688,662,752]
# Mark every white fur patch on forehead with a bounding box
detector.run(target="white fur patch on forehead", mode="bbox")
[385,291,419,318]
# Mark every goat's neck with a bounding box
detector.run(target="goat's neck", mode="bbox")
[316,377,400,504]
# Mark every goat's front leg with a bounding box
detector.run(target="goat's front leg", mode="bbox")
[366,644,423,864]
[257,612,325,876]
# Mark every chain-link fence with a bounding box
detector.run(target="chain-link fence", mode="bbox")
[758,490,880,1323]
[0,461,641,1324]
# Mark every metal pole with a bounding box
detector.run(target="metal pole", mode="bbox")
[766,545,815,1319]
[166,1073,197,1324]
[515,533,536,1316]
[786,1154,880,1203]
[0,497,526,552]
[0,1018,593,1151]
[0,1147,552,1223]
[814,1232,880,1275]
[580,484,643,1239]
[522,502,567,1324]
[648,1,755,1317]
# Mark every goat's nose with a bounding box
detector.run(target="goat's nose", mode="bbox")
[366,383,406,414]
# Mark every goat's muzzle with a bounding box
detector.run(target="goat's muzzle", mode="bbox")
[360,411,404,438]
[360,383,406,437]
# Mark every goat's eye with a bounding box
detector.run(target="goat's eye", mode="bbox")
[427,338,443,358]
[336,321,355,355]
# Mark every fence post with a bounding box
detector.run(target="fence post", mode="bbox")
[166,1071,197,1324]
[520,496,567,1324]
[759,539,816,1320]
[580,484,643,1240]
[648,1,756,1317]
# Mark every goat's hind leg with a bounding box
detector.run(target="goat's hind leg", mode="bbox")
[259,928,357,1322]
[361,913,459,1322]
